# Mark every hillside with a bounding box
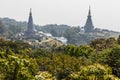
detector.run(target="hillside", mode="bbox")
[0,17,120,45]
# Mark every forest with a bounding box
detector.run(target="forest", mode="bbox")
[0,35,120,80]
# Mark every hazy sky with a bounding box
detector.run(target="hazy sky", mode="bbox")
[0,0,120,31]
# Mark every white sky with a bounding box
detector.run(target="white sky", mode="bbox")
[0,0,120,31]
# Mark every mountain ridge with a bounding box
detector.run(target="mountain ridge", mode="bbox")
[0,17,120,45]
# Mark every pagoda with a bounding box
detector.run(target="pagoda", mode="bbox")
[84,6,94,33]
[24,9,37,39]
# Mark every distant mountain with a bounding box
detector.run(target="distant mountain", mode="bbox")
[0,17,120,45]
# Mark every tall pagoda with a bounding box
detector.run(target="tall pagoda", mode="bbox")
[84,6,94,33]
[24,9,37,38]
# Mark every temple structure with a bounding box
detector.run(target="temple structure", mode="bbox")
[84,6,94,33]
[24,9,38,39]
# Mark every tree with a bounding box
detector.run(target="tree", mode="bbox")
[106,37,117,48]
[90,38,106,51]
[0,50,38,80]
[64,29,78,44]
[68,63,119,80]
[37,53,91,80]
[0,20,5,34]
[117,35,120,44]
[96,45,120,78]
[65,45,94,58]
[50,29,57,37]
[106,46,120,77]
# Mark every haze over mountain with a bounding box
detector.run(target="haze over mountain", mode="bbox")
[0,0,120,31]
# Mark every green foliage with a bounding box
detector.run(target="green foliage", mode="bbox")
[68,63,119,80]
[106,37,117,48]
[107,46,120,77]
[37,53,91,80]
[0,39,32,54]
[64,29,78,44]
[0,37,120,79]
[117,35,120,44]
[65,45,94,58]
[91,45,120,78]
[0,51,38,80]
[90,37,117,51]
[101,46,120,77]
[90,38,107,51]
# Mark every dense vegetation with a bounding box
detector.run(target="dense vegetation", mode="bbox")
[0,36,120,80]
